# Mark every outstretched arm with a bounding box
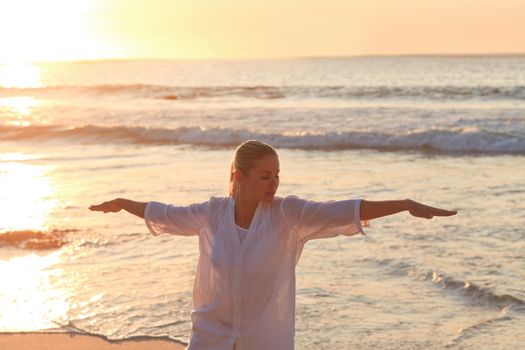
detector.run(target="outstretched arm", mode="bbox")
[89,198,147,219]
[360,199,457,221]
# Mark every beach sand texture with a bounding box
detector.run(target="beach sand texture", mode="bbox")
[0,332,186,350]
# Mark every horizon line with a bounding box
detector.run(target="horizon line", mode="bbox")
[3,52,525,65]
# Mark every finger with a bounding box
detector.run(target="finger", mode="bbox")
[427,207,457,216]
[433,209,457,216]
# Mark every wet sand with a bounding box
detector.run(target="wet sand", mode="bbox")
[0,332,186,350]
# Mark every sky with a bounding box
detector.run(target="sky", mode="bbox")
[0,0,524,63]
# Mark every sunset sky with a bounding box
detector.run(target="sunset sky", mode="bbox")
[0,0,524,63]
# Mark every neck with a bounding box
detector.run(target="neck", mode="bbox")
[234,192,259,229]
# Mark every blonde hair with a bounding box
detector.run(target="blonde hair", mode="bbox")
[229,140,278,198]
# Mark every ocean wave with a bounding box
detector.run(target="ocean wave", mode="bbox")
[0,229,77,250]
[424,271,525,310]
[370,258,525,311]
[1,124,524,154]
[1,84,524,101]
[446,308,513,348]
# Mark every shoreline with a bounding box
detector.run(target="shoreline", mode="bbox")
[0,331,187,350]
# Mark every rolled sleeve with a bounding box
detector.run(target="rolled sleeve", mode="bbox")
[144,200,209,236]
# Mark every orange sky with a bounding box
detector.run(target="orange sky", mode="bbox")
[0,0,524,63]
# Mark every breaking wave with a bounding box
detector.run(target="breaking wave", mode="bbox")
[369,257,525,311]
[1,124,524,154]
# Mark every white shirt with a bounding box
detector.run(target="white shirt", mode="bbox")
[235,225,249,244]
[144,195,364,350]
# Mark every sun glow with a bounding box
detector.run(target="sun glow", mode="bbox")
[0,97,39,122]
[0,251,71,331]
[0,64,43,126]
[0,0,121,63]
[0,63,42,88]
[0,161,56,233]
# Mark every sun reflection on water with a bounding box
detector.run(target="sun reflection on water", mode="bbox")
[0,63,42,88]
[0,154,75,331]
[0,63,42,125]
[0,251,70,331]
[0,160,56,233]
[0,96,39,116]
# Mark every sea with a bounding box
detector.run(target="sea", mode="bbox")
[0,56,524,349]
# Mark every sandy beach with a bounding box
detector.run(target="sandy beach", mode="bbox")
[0,332,186,350]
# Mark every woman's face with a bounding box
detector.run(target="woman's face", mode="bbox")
[240,154,280,203]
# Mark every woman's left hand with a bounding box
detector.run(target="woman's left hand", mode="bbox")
[407,200,457,219]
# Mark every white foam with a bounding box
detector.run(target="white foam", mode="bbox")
[2,124,524,154]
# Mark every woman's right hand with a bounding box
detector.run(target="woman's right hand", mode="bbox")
[89,199,122,213]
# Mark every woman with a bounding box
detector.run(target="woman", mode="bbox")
[89,139,457,350]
